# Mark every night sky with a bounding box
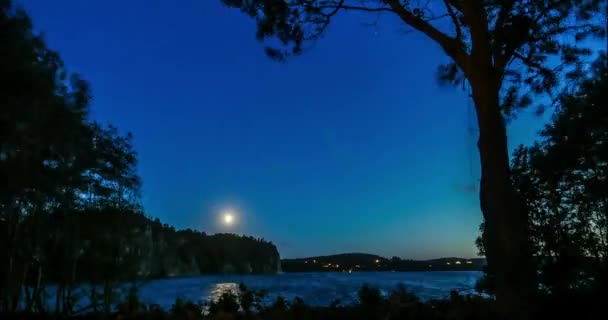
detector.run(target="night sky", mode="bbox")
[19,0,550,259]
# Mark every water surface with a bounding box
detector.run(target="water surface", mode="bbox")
[138,271,482,308]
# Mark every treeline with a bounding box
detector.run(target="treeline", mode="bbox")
[147,219,280,277]
[282,253,485,272]
[477,54,608,296]
[0,2,278,316]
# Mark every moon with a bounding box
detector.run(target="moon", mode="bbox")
[222,211,235,226]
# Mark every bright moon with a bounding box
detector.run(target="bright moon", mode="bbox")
[223,212,235,225]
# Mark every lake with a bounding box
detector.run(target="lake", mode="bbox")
[138,271,482,308]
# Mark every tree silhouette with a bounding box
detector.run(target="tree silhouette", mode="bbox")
[1,1,281,314]
[1,1,92,311]
[476,54,607,301]
[512,54,607,295]
[220,0,605,316]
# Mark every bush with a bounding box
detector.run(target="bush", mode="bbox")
[170,296,202,320]
[208,292,239,316]
[3,284,505,320]
[357,285,384,320]
[358,284,383,307]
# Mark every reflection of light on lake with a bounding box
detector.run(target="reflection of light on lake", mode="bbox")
[202,283,240,316]
[209,282,239,302]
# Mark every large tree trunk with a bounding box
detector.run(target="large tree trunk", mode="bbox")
[471,79,535,318]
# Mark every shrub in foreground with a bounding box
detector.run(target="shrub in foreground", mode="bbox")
[5,283,608,320]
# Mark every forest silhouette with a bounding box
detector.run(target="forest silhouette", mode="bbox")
[1,0,607,319]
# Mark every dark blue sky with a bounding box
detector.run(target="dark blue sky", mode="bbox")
[20,0,549,259]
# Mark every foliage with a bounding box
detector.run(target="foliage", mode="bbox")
[237,283,267,314]
[358,285,383,319]
[116,285,145,315]
[477,53,608,295]
[221,1,605,316]
[170,297,202,320]
[208,292,240,315]
[0,1,279,315]
[0,0,138,314]
[221,0,605,115]
[358,285,382,307]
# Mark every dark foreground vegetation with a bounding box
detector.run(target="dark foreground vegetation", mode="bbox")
[2,282,607,320]
[474,54,608,297]
[0,2,278,315]
[282,254,485,272]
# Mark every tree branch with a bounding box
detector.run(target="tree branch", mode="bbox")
[461,0,492,72]
[305,1,453,47]
[425,13,451,21]
[384,0,469,72]
[493,0,516,71]
[532,0,562,25]
[540,23,600,39]
[512,51,553,76]
[324,0,345,16]
[445,0,464,13]
[337,5,393,12]
[495,0,516,29]
[443,0,463,41]
[303,0,345,40]
[313,3,394,13]
[385,0,452,44]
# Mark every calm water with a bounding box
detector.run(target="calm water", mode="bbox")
[138,271,482,308]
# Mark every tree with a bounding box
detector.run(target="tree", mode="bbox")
[1,1,283,314]
[220,0,605,316]
[0,1,92,311]
[1,1,143,313]
[496,54,607,296]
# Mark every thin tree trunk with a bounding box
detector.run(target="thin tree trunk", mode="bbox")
[32,265,43,312]
[103,280,112,316]
[64,233,78,316]
[90,285,98,314]
[66,282,73,316]
[24,284,32,312]
[25,264,41,312]
[472,79,535,318]
[56,283,65,315]
[3,206,19,312]
[34,283,45,313]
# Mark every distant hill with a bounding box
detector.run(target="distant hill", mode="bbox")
[281,253,485,272]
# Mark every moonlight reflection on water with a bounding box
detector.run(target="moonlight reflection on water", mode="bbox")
[137,271,482,309]
[42,271,481,311]
[209,282,240,302]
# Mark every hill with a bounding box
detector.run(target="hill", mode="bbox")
[281,253,485,272]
